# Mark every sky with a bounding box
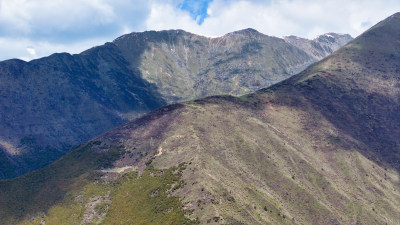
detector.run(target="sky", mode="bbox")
[0,0,399,61]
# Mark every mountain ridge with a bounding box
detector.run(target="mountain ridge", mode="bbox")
[283,32,353,60]
[0,28,351,179]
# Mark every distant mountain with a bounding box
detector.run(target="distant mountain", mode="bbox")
[284,33,353,60]
[0,13,398,224]
[0,47,166,179]
[112,28,351,101]
[0,29,351,179]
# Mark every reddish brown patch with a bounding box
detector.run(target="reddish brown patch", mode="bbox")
[263,99,275,110]
[319,73,328,79]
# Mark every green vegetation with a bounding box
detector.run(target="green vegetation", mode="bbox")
[0,142,194,224]
[104,164,195,225]
[0,142,123,224]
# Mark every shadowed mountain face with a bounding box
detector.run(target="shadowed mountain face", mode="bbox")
[273,12,400,172]
[0,13,398,225]
[0,29,351,179]
[0,45,166,179]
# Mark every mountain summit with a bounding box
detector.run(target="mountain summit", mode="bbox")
[0,29,351,179]
[284,33,353,60]
[0,13,398,224]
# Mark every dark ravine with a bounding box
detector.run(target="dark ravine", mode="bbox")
[0,13,398,225]
[0,28,351,179]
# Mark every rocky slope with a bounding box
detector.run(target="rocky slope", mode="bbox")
[284,33,353,60]
[114,29,351,102]
[0,13,398,225]
[0,29,351,179]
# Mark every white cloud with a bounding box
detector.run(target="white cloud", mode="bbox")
[145,2,199,32]
[145,0,400,39]
[0,37,109,61]
[26,47,36,57]
[0,0,399,61]
[0,0,151,60]
[0,0,150,41]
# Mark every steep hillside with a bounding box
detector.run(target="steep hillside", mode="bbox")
[0,13,398,224]
[0,45,166,179]
[276,12,400,172]
[0,29,351,179]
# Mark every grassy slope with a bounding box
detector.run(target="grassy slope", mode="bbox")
[272,12,400,172]
[0,142,122,223]
[2,92,398,224]
[0,138,195,225]
[123,13,400,224]
[149,96,400,224]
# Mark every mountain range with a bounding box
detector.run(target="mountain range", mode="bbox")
[0,28,352,179]
[0,12,399,225]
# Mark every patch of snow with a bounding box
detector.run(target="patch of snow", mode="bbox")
[325,34,335,38]
[101,166,136,173]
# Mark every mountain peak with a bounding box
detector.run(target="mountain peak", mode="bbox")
[113,29,192,43]
[283,32,353,60]
[237,28,260,33]
[314,32,352,41]
[226,28,264,37]
[388,11,400,19]
[365,11,400,33]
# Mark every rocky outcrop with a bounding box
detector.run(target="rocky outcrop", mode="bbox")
[284,33,353,60]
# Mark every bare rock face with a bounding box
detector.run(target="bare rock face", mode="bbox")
[0,29,352,179]
[284,33,353,60]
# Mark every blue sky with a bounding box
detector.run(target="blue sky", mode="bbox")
[179,0,213,24]
[0,0,399,61]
